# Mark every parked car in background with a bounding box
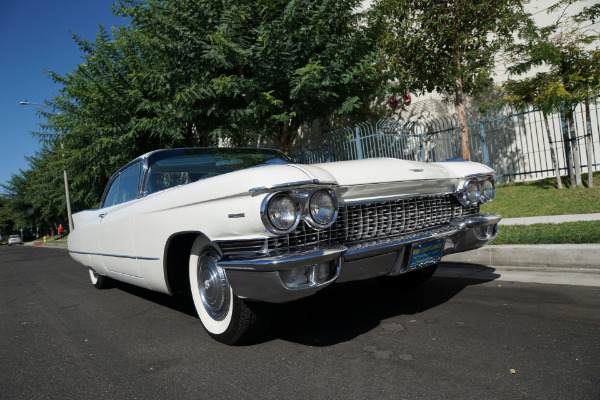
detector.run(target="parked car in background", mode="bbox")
[8,235,23,246]
[68,148,501,344]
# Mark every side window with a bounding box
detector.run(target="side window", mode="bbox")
[103,177,120,208]
[144,172,190,196]
[101,163,141,208]
[119,164,141,203]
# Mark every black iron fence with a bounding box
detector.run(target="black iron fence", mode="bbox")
[292,99,600,183]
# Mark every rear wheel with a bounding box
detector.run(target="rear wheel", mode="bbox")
[189,238,271,345]
[89,267,113,289]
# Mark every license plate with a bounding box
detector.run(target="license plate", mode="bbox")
[408,239,444,270]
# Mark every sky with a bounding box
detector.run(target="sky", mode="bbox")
[0,0,596,190]
[0,0,128,188]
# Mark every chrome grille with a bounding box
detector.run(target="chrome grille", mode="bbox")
[219,194,479,258]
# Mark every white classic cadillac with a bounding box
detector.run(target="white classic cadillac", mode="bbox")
[68,148,501,344]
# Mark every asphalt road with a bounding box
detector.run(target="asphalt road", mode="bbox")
[1,245,599,400]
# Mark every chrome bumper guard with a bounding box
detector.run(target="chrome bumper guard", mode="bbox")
[221,213,501,303]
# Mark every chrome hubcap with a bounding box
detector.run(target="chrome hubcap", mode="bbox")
[197,250,230,321]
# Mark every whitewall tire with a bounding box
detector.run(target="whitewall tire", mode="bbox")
[89,267,112,289]
[189,237,271,345]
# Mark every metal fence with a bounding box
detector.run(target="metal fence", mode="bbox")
[291,99,600,182]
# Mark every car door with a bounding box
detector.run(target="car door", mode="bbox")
[98,162,143,278]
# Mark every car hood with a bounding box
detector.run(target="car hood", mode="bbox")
[291,158,493,202]
[183,158,492,200]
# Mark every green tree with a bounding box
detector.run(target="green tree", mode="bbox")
[40,0,383,210]
[113,0,382,153]
[504,0,600,188]
[1,145,68,233]
[373,0,531,160]
[0,195,15,237]
[500,75,566,188]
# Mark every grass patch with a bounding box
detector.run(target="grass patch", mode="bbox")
[492,221,600,245]
[479,171,600,244]
[480,171,600,218]
[31,234,67,244]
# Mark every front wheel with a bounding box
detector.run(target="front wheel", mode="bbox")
[189,240,271,345]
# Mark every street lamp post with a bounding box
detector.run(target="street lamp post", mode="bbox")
[20,101,74,233]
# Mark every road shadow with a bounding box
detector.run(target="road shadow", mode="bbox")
[265,264,500,346]
[104,263,499,347]
[109,280,198,318]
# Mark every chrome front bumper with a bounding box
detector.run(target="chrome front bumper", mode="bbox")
[221,213,501,303]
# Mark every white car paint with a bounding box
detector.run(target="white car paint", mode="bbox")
[68,154,494,294]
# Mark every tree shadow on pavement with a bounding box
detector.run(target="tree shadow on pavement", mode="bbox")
[265,264,500,346]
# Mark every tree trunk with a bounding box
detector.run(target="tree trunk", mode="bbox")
[276,123,294,155]
[561,111,576,188]
[542,112,563,189]
[565,109,582,188]
[454,47,470,160]
[584,97,594,187]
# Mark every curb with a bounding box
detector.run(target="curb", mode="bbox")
[443,244,600,269]
[25,242,67,249]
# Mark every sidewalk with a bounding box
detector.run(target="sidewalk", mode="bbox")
[443,244,600,269]
[500,213,600,226]
[444,213,600,269]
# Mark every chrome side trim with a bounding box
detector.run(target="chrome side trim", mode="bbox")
[219,247,347,271]
[68,250,159,261]
[460,172,494,180]
[340,191,456,206]
[249,179,320,194]
[449,213,502,229]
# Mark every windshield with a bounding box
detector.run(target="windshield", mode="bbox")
[143,148,291,196]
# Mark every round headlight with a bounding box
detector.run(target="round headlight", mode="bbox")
[309,190,337,226]
[481,179,495,202]
[267,193,299,231]
[466,180,480,204]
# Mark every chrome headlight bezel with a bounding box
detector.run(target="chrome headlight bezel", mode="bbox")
[480,179,495,203]
[457,176,494,206]
[307,189,338,229]
[466,180,480,204]
[260,188,339,233]
[261,192,300,234]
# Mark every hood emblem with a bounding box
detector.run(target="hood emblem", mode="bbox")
[409,168,424,172]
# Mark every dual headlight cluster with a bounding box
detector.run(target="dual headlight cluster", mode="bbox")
[458,176,495,206]
[261,189,338,234]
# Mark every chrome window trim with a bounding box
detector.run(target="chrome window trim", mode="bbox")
[100,159,144,208]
